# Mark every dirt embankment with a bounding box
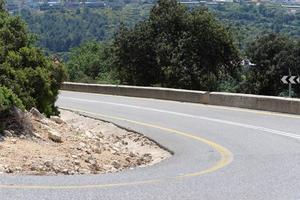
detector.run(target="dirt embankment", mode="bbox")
[0,109,171,175]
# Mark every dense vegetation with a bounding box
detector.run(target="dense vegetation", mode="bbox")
[20,4,152,57]
[242,34,300,96]
[66,41,118,84]
[63,0,300,97]
[111,0,240,91]
[0,0,66,132]
[18,2,300,56]
[210,3,300,51]
[4,0,300,99]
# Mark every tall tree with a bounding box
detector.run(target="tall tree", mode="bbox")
[113,23,158,86]
[148,0,188,86]
[245,33,299,96]
[112,0,240,90]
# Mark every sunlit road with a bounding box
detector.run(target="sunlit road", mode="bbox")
[1,90,300,200]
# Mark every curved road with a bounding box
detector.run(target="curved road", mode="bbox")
[1,90,300,200]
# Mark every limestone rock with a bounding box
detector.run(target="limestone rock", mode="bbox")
[3,130,12,137]
[30,107,44,119]
[50,116,64,124]
[48,131,63,143]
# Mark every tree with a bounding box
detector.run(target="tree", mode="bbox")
[113,23,158,86]
[67,41,119,84]
[112,0,240,90]
[0,1,66,117]
[19,4,153,55]
[244,33,299,96]
[157,8,240,90]
[148,0,188,87]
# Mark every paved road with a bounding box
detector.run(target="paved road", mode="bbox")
[1,90,300,200]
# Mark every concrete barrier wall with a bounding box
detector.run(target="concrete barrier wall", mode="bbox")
[61,82,209,104]
[62,82,300,115]
[208,92,300,115]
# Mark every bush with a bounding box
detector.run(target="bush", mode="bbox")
[0,2,66,116]
[66,41,119,84]
[0,86,24,133]
[0,86,24,112]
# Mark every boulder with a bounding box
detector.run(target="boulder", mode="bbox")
[3,130,12,137]
[50,116,64,124]
[30,107,44,119]
[19,135,26,139]
[10,139,17,144]
[48,130,63,143]
[32,132,42,139]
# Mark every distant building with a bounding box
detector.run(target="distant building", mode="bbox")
[6,2,19,12]
[215,0,234,2]
[179,1,202,6]
[85,2,106,8]
[282,4,300,13]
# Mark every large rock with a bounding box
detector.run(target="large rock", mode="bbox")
[3,130,12,137]
[12,106,26,120]
[11,107,33,135]
[48,130,63,143]
[30,108,44,119]
[50,116,64,124]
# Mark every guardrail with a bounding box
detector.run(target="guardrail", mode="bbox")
[62,82,300,115]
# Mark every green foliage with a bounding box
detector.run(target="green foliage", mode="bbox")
[19,4,152,54]
[0,0,5,12]
[0,6,66,116]
[14,1,300,97]
[113,23,158,86]
[112,0,240,90]
[15,3,300,57]
[243,33,300,97]
[0,86,24,112]
[66,41,119,84]
[210,3,300,52]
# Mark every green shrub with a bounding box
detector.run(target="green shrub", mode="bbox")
[0,86,24,112]
[0,2,66,116]
[0,86,24,133]
[66,41,118,84]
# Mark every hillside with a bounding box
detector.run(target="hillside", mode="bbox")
[15,3,300,56]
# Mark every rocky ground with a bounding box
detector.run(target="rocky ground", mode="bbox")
[0,109,171,175]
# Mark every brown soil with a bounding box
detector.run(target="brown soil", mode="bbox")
[0,109,171,175]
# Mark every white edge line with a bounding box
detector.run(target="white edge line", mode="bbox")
[60,96,300,141]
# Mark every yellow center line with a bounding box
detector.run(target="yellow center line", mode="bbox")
[0,108,233,189]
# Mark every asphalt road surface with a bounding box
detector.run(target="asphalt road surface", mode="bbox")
[1,90,300,200]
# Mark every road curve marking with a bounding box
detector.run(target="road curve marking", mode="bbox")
[0,108,233,190]
[62,97,300,140]
[65,108,233,178]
